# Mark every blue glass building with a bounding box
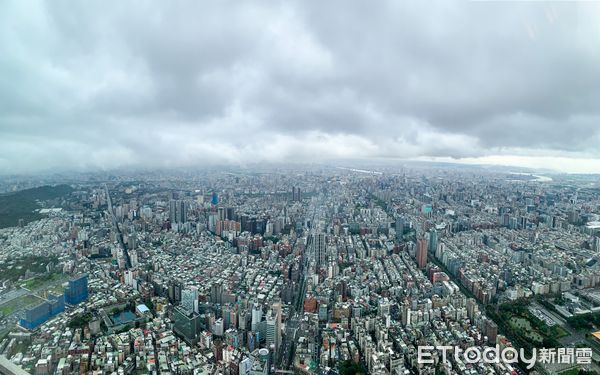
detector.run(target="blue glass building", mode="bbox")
[65,274,89,305]
[19,293,65,330]
[48,293,65,315]
[20,302,50,330]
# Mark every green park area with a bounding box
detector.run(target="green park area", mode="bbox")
[0,184,73,228]
[508,316,544,342]
[568,311,600,331]
[1,255,59,282]
[0,294,43,316]
[339,360,367,375]
[22,272,68,294]
[487,301,568,350]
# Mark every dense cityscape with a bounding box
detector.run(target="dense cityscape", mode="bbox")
[3,0,600,374]
[0,165,598,375]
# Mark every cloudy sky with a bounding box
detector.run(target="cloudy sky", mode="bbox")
[2,1,600,174]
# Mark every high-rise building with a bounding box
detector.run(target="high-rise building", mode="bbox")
[238,308,250,331]
[173,306,205,345]
[19,293,64,330]
[401,302,411,327]
[169,200,177,223]
[271,301,282,352]
[222,305,232,329]
[48,293,65,316]
[178,200,187,223]
[416,239,428,269]
[127,233,137,250]
[485,319,498,344]
[169,200,187,224]
[181,287,198,313]
[212,318,224,336]
[593,235,600,252]
[20,302,50,330]
[265,310,280,353]
[291,186,302,201]
[428,229,437,253]
[65,274,88,305]
[251,302,263,332]
[169,281,182,303]
[395,216,405,239]
[247,331,258,351]
[318,303,328,321]
[211,282,223,304]
[315,233,326,268]
[226,207,235,220]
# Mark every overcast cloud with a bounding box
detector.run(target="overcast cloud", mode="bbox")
[1,1,600,174]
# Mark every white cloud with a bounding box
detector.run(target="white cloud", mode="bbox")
[1,0,599,174]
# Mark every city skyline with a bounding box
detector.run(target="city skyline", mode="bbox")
[3,2,600,372]
[1,167,599,374]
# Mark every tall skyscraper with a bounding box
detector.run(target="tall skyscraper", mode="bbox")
[65,274,89,305]
[416,238,428,269]
[401,302,411,327]
[20,293,66,330]
[20,302,50,330]
[173,306,205,345]
[428,229,437,254]
[237,308,249,331]
[593,235,600,252]
[395,216,405,239]
[169,200,177,223]
[265,310,281,353]
[211,282,223,304]
[291,186,302,201]
[48,294,65,316]
[315,233,326,268]
[272,301,282,352]
[251,302,263,333]
[181,287,198,313]
[169,200,187,224]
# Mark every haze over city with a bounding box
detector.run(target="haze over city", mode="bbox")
[2,1,600,174]
[2,2,600,375]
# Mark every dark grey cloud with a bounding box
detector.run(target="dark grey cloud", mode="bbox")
[1,0,600,174]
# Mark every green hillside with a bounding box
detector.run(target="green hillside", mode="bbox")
[0,185,73,228]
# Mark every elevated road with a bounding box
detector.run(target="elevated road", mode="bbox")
[0,355,30,375]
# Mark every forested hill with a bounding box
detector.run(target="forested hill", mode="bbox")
[0,184,73,228]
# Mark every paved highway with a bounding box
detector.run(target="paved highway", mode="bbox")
[105,184,131,269]
[277,195,322,370]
